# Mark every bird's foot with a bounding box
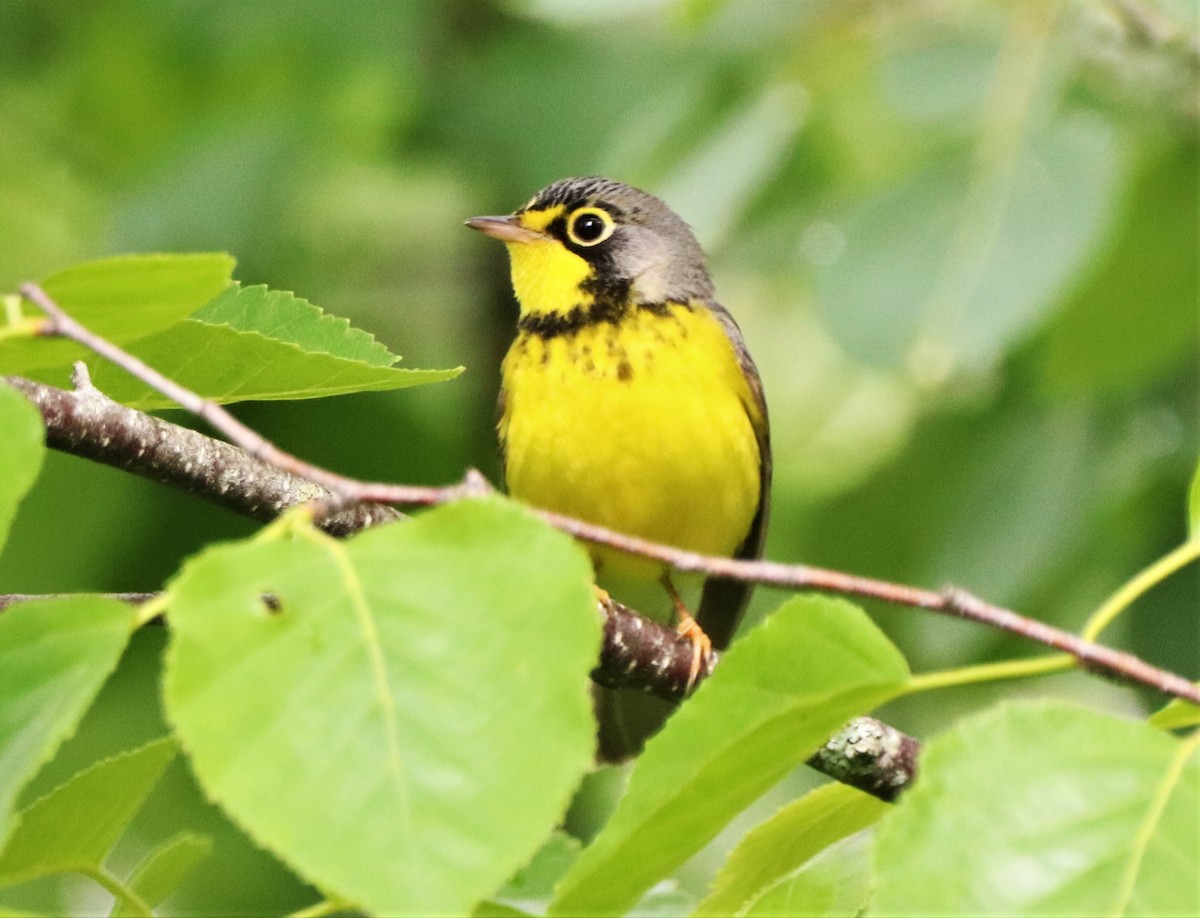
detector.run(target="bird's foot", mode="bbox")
[661,574,712,694]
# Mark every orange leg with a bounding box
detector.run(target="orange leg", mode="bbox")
[660,574,712,693]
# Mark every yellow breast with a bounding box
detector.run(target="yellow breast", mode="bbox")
[499,303,762,577]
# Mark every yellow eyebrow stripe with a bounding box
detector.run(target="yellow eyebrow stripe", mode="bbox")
[518,204,566,232]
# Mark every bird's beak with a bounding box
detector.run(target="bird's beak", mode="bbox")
[465,215,545,244]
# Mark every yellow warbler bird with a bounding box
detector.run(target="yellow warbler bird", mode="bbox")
[467,176,770,685]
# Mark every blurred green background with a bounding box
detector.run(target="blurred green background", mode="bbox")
[1,0,1196,913]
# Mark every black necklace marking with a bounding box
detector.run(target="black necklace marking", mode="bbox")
[517,299,687,340]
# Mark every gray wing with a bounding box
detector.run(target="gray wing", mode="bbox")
[696,301,771,650]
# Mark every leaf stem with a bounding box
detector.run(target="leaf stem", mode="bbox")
[286,897,353,918]
[0,316,48,342]
[1081,538,1200,641]
[906,654,1074,695]
[252,503,317,543]
[132,593,171,629]
[80,865,154,918]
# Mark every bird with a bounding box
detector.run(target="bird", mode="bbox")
[467,176,770,723]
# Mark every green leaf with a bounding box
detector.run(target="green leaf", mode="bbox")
[0,254,235,376]
[500,831,581,902]
[881,32,998,124]
[473,903,535,918]
[0,737,177,886]
[1149,697,1200,731]
[818,114,1122,373]
[0,384,44,550]
[1040,146,1199,398]
[743,829,874,918]
[658,82,806,251]
[631,885,696,916]
[873,701,1200,916]
[53,281,462,408]
[1188,459,1200,538]
[548,596,910,917]
[192,284,397,367]
[79,318,460,409]
[109,832,212,917]
[0,597,134,853]
[162,499,600,917]
[696,782,888,917]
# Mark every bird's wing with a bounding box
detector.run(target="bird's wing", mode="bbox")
[696,301,771,650]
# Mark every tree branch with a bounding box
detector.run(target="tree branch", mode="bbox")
[2,373,401,538]
[15,281,1199,706]
[596,594,918,800]
[5,280,1198,802]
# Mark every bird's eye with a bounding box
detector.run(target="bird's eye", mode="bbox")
[566,207,615,247]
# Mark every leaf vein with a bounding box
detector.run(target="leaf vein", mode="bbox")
[1107,730,1200,916]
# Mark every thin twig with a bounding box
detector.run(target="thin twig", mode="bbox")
[18,282,440,511]
[0,592,158,613]
[16,282,1200,706]
[539,519,1200,704]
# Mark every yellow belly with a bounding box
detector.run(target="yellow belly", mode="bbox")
[499,303,761,579]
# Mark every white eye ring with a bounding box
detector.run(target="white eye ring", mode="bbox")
[566,207,615,247]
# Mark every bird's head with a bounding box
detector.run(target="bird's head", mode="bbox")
[467,177,713,320]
